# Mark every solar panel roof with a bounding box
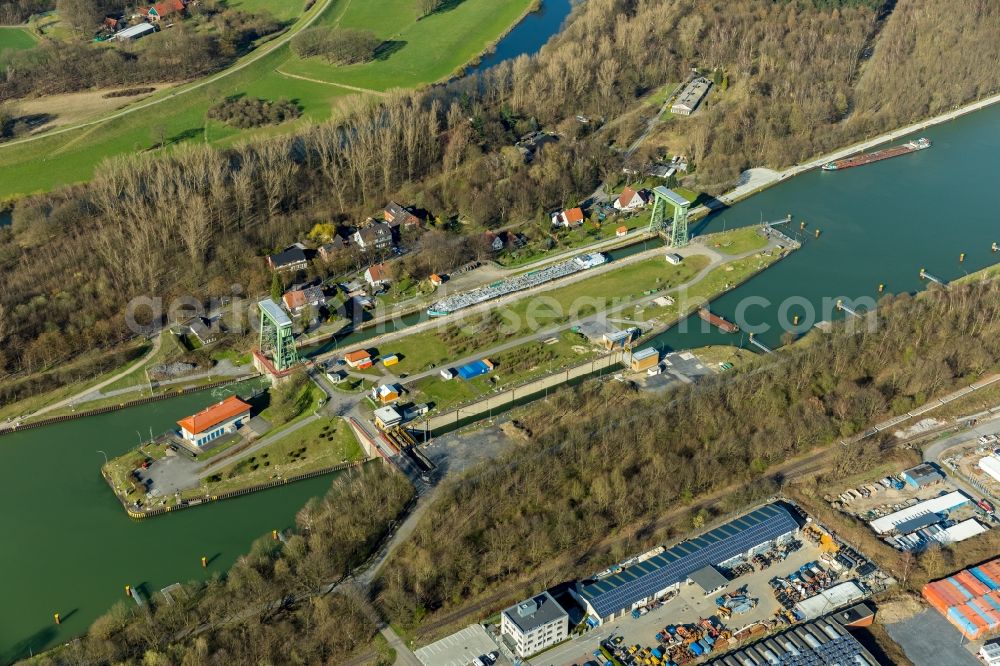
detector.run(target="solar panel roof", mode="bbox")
[580,503,799,617]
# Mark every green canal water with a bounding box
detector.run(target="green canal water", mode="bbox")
[647,103,1000,352]
[0,383,340,664]
[2,105,999,662]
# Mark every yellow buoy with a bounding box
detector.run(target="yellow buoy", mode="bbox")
[272,529,279,541]
[960,253,965,263]
[54,613,61,625]
[125,584,131,597]
[201,556,208,568]
[920,267,926,278]
[815,229,821,238]
[878,283,885,293]
[836,299,843,310]
[800,221,806,230]
[793,314,800,325]
[992,242,998,252]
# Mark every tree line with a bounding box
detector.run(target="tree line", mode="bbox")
[372,279,1000,630]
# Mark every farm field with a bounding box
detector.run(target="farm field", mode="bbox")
[0,26,37,51]
[0,0,536,198]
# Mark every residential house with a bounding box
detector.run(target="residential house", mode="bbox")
[515,131,558,162]
[613,186,648,211]
[184,316,224,346]
[371,383,402,404]
[282,286,326,316]
[429,273,443,287]
[177,396,251,448]
[146,0,185,22]
[318,235,348,262]
[353,222,394,251]
[551,207,585,228]
[383,201,420,228]
[268,246,308,273]
[365,263,389,288]
[616,226,628,237]
[344,349,372,368]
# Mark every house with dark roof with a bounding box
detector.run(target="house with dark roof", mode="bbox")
[318,235,349,262]
[184,316,224,346]
[353,222,394,251]
[267,246,308,272]
[383,201,420,227]
[573,503,801,625]
[282,286,326,316]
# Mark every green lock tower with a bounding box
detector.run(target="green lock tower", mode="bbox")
[258,298,299,371]
[648,186,691,248]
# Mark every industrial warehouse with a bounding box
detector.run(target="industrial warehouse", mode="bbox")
[573,503,803,625]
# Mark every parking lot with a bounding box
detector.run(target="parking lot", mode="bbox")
[536,539,849,666]
[414,625,509,666]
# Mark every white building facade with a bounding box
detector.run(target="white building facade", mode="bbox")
[500,592,568,658]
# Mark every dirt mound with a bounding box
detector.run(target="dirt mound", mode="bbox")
[878,592,925,623]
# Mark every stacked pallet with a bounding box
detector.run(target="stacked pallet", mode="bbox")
[923,558,1000,639]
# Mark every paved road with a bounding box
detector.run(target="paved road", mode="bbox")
[11,333,162,423]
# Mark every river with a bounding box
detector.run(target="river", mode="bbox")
[471,0,574,73]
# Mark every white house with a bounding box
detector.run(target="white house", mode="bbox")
[500,592,569,658]
[613,186,647,211]
[365,263,389,288]
[551,207,584,228]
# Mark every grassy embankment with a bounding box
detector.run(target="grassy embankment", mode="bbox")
[0,26,38,51]
[0,0,535,198]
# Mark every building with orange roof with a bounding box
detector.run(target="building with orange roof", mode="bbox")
[344,349,373,369]
[429,273,443,287]
[177,395,251,448]
[616,226,628,237]
[551,207,585,228]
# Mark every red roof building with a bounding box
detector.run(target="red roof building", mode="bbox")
[177,395,251,447]
[148,0,185,21]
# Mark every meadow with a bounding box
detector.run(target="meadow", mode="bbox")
[0,26,37,51]
[0,0,535,198]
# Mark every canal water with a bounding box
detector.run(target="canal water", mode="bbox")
[0,383,340,664]
[645,103,1000,352]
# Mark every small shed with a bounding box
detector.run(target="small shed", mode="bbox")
[902,463,943,488]
[616,226,628,237]
[665,253,683,265]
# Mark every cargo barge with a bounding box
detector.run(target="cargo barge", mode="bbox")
[698,307,738,333]
[821,137,930,171]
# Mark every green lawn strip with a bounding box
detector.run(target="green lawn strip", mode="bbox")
[0,339,152,421]
[638,250,784,323]
[703,225,768,255]
[227,0,306,22]
[197,417,363,497]
[101,330,188,392]
[686,344,757,370]
[497,217,648,269]
[191,432,246,463]
[379,254,710,376]
[410,330,597,412]
[953,260,1000,285]
[280,0,535,90]
[0,26,38,50]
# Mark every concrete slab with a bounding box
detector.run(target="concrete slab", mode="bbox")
[885,609,981,666]
[415,624,507,666]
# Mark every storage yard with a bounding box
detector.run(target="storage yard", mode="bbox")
[531,502,888,666]
[827,465,993,552]
[923,557,1000,640]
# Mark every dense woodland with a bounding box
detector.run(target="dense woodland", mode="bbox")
[2,0,999,405]
[22,466,413,665]
[374,280,1000,627]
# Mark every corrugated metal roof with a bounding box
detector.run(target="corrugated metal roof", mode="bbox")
[652,186,691,208]
[870,491,970,534]
[580,504,799,618]
[258,298,292,327]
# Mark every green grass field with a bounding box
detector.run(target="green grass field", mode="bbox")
[228,0,306,23]
[0,26,38,51]
[0,0,535,198]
